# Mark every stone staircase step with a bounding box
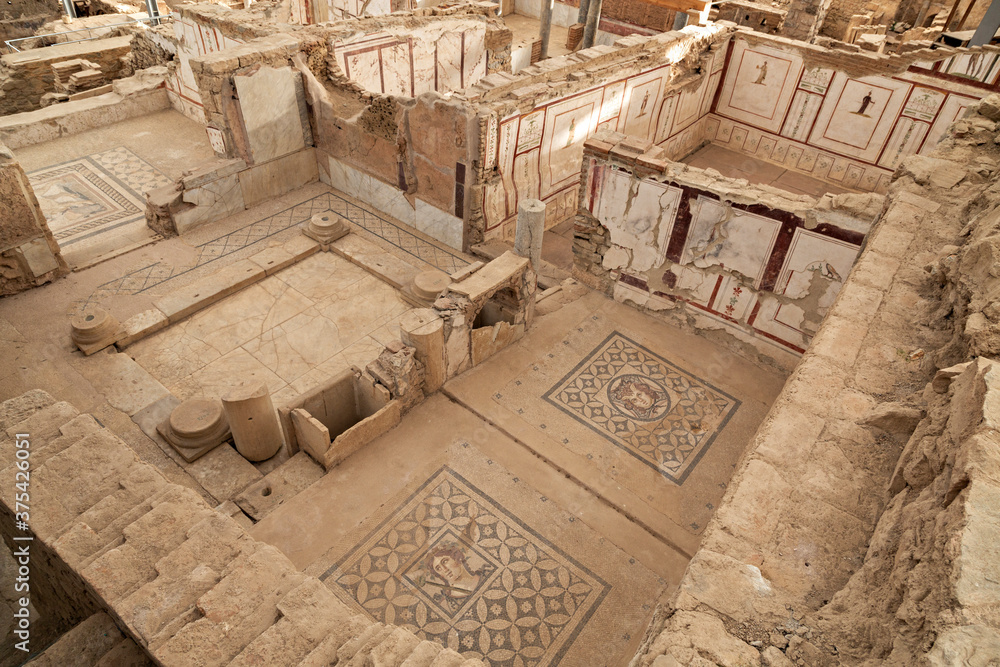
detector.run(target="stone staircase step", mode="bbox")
[81,485,216,603]
[428,650,467,667]
[228,617,315,667]
[54,465,173,570]
[296,614,373,666]
[23,611,125,666]
[154,543,309,666]
[337,623,392,664]
[366,626,422,667]
[399,641,445,667]
[93,636,154,666]
[0,388,56,431]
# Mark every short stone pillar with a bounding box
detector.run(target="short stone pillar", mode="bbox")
[303,210,349,249]
[411,269,451,304]
[514,199,545,271]
[222,381,284,461]
[70,307,122,355]
[400,308,446,393]
[158,397,230,462]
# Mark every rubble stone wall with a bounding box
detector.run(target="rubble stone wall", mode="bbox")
[0,35,132,115]
[628,94,1000,667]
[0,141,68,296]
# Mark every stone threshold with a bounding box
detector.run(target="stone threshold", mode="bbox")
[115,234,321,350]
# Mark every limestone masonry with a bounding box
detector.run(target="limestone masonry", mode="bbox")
[1,0,999,664]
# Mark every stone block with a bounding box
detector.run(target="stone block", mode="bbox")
[76,352,170,416]
[290,408,330,466]
[116,308,169,349]
[249,245,297,276]
[154,259,265,323]
[185,442,264,503]
[233,451,323,521]
[447,251,528,302]
[282,233,320,263]
[181,158,247,190]
[239,148,318,209]
[18,237,60,277]
[175,173,246,235]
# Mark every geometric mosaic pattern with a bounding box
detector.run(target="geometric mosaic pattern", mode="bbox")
[543,332,740,484]
[322,467,609,667]
[77,189,470,313]
[28,147,171,248]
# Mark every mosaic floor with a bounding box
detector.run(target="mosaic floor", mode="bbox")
[28,147,172,256]
[323,466,610,666]
[290,429,666,667]
[78,188,471,313]
[443,296,783,545]
[543,332,740,484]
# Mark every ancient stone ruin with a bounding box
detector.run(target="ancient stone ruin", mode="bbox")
[1,0,999,664]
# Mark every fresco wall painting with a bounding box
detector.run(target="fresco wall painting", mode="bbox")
[332,27,488,97]
[584,163,864,356]
[480,41,729,242]
[706,37,983,193]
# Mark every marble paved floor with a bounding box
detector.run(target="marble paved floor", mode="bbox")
[130,252,409,407]
[684,143,850,197]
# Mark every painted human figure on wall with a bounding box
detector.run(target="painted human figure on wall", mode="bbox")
[753,61,768,85]
[565,117,576,148]
[854,91,875,116]
[637,90,650,117]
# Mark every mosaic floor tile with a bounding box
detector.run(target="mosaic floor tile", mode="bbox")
[322,466,610,667]
[542,332,740,484]
[77,189,470,312]
[28,147,171,248]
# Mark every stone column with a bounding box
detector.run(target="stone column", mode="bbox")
[514,199,545,271]
[971,0,1000,45]
[539,0,553,59]
[400,308,446,393]
[582,0,603,47]
[577,0,591,23]
[222,381,284,461]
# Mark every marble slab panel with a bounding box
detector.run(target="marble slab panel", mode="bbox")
[234,67,307,164]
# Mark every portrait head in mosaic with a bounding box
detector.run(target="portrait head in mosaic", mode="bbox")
[609,374,669,421]
[423,541,482,598]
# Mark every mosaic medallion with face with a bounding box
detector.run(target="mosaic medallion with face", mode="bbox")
[607,374,672,422]
[401,527,495,618]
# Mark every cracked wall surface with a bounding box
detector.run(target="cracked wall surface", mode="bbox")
[575,129,883,368]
